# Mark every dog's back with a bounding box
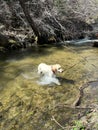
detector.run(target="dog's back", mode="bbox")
[38,63,52,76]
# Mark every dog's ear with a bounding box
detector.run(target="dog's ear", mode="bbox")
[55,64,61,69]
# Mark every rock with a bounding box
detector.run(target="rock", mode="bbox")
[93,41,98,47]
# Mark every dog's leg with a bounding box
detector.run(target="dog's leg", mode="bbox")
[56,80,61,85]
[52,78,61,85]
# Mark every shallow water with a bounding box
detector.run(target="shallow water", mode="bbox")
[0,45,98,130]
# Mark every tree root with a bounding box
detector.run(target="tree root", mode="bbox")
[73,80,98,107]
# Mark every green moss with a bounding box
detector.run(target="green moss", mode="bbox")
[9,39,17,44]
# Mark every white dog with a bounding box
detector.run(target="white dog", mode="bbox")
[38,63,63,85]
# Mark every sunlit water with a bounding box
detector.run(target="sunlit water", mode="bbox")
[0,45,98,130]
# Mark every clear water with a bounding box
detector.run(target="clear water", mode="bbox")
[0,45,98,130]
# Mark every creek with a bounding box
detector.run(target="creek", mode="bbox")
[0,45,98,130]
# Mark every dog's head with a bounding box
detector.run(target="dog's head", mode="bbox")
[52,64,64,73]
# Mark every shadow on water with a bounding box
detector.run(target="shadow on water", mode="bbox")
[58,77,75,84]
[0,46,57,61]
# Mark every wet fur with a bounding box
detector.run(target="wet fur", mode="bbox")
[38,63,63,85]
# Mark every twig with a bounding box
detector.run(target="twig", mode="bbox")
[63,60,82,73]
[51,116,66,130]
[54,103,93,110]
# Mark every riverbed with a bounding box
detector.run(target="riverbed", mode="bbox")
[0,45,98,130]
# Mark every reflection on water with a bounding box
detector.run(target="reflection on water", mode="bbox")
[37,76,61,86]
[0,46,98,129]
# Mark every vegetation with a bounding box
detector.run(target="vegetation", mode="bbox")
[0,0,98,50]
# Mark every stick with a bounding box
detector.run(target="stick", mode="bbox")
[51,116,66,130]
